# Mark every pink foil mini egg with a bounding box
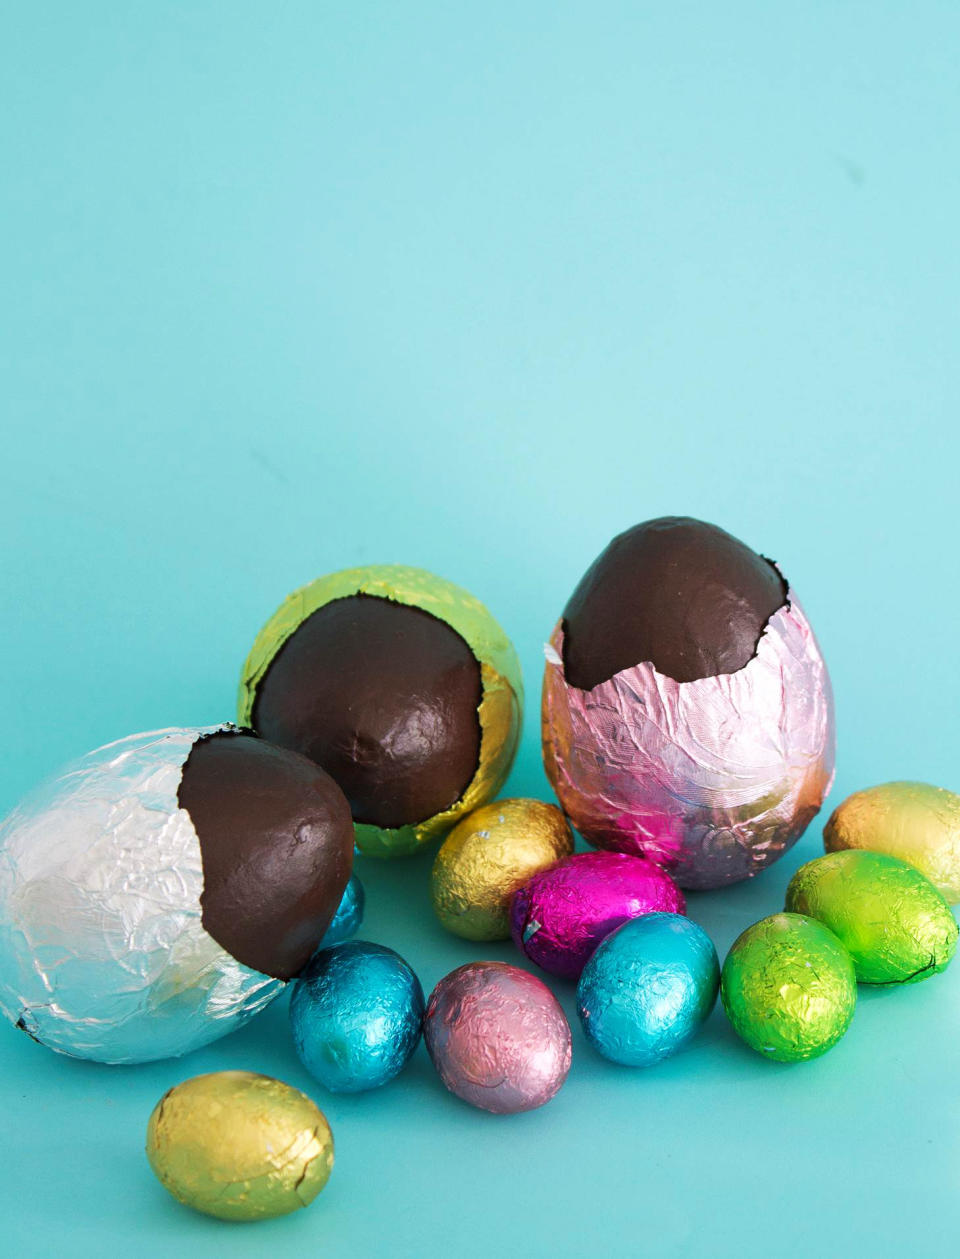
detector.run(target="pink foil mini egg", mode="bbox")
[424,962,572,1114]
[510,850,685,979]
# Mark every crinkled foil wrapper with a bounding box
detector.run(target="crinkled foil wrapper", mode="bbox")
[424,961,571,1114]
[317,873,366,948]
[785,851,958,984]
[0,728,283,1064]
[146,1070,334,1221]
[542,590,835,890]
[720,912,856,1062]
[238,564,524,858]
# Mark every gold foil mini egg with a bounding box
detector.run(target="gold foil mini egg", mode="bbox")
[430,798,575,940]
[146,1071,334,1221]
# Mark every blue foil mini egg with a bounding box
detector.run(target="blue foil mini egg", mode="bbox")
[317,874,365,948]
[290,941,424,1092]
[577,913,719,1066]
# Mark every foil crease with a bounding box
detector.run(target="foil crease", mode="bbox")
[238,564,524,858]
[0,728,283,1064]
[542,589,835,890]
[424,961,571,1114]
[510,850,685,979]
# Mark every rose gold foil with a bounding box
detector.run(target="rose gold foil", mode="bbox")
[542,591,835,890]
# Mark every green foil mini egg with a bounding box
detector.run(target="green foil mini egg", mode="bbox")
[146,1071,334,1221]
[785,850,958,985]
[721,913,856,1062]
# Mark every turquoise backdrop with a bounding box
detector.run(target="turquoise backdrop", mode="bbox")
[1,4,958,1256]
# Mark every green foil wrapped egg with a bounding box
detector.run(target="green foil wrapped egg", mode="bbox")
[146,1071,334,1221]
[721,913,856,1062]
[238,565,523,858]
[785,851,957,984]
[824,781,960,904]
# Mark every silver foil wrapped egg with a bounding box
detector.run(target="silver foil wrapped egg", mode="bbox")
[0,726,354,1063]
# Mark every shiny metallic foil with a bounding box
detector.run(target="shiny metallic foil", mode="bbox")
[431,798,574,941]
[289,941,424,1092]
[0,728,283,1064]
[824,781,960,904]
[146,1071,334,1221]
[510,850,685,979]
[785,851,958,984]
[577,913,719,1066]
[318,873,366,948]
[238,565,524,859]
[721,912,856,1062]
[542,588,835,890]
[424,961,571,1114]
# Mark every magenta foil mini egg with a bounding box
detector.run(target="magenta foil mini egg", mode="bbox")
[510,850,685,979]
[542,593,835,891]
[424,962,571,1114]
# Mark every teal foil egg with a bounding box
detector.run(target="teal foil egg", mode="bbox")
[785,851,957,984]
[318,875,365,948]
[290,942,424,1092]
[577,913,719,1066]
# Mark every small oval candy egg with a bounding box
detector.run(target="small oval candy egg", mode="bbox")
[785,851,957,984]
[824,781,960,904]
[721,913,856,1062]
[317,874,366,948]
[146,1071,334,1221]
[431,798,574,941]
[511,850,685,979]
[577,913,719,1066]
[424,961,571,1114]
[290,941,424,1092]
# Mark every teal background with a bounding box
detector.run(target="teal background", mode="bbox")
[2,3,958,1255]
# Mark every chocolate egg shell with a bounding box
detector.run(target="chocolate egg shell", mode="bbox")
[146,1071,334,1221]
[824,781,960,904]
[0,726,353,1063]
[721,913,856,1062]
[577,913,719,1066]
[431,798,575,941]
[290,941,424,1092]
[424,961,571,1114]
[511,850,685,979]
[239,565,523,858]
[542,517,835,890]
[785,851,957,984]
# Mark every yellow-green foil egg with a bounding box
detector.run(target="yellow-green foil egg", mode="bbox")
[785,851,958,985]
[721,913,856,1062]
[431,798,575,940]
[146,1071,334,1221]
[824,781,960,904]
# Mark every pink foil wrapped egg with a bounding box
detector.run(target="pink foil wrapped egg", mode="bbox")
[510,850,685,979]
[424,962,572,1114]
[542,517,835,891]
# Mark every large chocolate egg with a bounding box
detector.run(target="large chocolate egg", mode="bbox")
[0,726,353,1063]
[147,1071,334,1221]
[510,850,685,979]
[824,781,960,904]
[239,565,523,857]
[542,517,835,889]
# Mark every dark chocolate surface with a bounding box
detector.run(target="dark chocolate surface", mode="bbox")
[252,594,483,828]
[179,731,354,980]
[562,517,787,688]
